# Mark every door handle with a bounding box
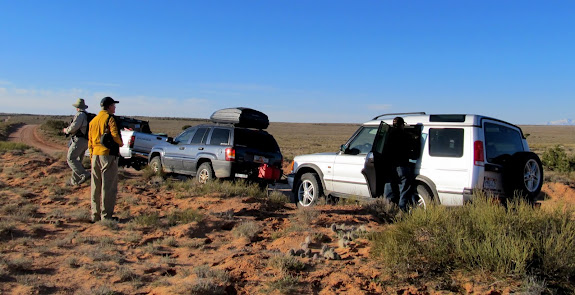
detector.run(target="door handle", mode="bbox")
[179,147,185,150]
[198,147,204,150]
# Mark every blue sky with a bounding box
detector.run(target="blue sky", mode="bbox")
[1,1,574,124]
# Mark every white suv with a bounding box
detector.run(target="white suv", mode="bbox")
[287,113,543,207]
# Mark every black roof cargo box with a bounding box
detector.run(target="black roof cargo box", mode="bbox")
[210,107,269,129]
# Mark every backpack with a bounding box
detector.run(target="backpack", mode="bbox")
[76,111,96,139]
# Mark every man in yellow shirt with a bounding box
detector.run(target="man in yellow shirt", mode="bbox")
[88,97,124,222]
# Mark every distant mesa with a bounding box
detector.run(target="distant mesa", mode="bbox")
[547,119,575,125]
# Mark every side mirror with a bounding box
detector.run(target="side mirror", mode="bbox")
[166,137,174,144]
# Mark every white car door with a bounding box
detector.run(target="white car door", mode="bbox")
[331,126,378,197]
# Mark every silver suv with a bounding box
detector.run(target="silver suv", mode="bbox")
[287,113,543,207]
[149,124,283,184]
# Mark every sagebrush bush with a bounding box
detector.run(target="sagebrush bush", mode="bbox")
[363,198,402,223]
[40,120,67,135]
[268,254,306,273]
[232,221,261,241]
[0,122,21,140]
[370,193,575,290]
[542,145,575,173]
[132,212,162,228]
[264,274,300,294]
[166,208,204,226]
[0,141,30,153]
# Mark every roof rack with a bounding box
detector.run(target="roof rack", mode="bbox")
[372,112,426,120]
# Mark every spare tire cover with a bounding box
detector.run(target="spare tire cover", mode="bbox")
[503,152,544,202]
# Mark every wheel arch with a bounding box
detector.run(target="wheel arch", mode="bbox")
[149,151,163,164]
[414,175,438,200]
[293,164,325,192]
[196,157,213,171]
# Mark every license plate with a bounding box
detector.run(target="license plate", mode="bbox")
[483,177,497,190]
[253,155,269,164]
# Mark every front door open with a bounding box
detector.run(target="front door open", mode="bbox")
[362,121,389,198]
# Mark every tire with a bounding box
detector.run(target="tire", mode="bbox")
[503,152,543,203]
[196,162,215,184]
[414,182,435,209]
[149,157,163,174]
[297,173,323,207]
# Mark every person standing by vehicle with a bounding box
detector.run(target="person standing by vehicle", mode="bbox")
[63,98,91,186]
[88,97,123,222]
[384,117,418,211]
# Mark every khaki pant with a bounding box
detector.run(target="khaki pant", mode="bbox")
[67,136,89,184]
[91,155,118,221]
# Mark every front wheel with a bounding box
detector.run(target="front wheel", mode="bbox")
[297,173,323,207]
[196,162,215,184]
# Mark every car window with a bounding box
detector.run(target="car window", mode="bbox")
[429,128,464,157]
[191,127,209,144]
[484,122,524,162]
[234,129,280,152]
[210,128,231,145]
[174,128,195,144]
[346,126,378,155]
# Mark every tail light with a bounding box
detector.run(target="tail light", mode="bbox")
[474,140,484,166]
[129,135,135,148]
[225,148,235,161]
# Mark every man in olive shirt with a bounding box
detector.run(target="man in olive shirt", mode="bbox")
[63,98,91,186]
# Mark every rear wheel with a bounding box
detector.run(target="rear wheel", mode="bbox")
[504,152,543,203]
[196,162,215,184]
[149,157,162,174]
[297,173,323,207]
[414,182,435,209]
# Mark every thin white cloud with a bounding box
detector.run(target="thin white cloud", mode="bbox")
[0,86,213,118]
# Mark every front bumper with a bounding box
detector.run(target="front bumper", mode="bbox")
[287,173,295,190]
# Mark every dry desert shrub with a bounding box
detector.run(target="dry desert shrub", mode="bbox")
[363,197,402,223]
[370,194,575,292]
[232,221,261,241]
[122,231,142,244]
[1,256,33,272]
[293,206,319,226]
[100,218,119,230]
[268,254,306,273]
[171,265,231,295]
[0,142,29,153]
[267,190,290,206]
[183,238,208,249]
[132,211,162,228]
[193,264,230,283]
[166,208,204,226]
[263,274,300,295]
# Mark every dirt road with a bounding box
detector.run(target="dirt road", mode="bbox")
[7,124,67,155]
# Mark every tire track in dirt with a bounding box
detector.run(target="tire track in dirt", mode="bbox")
[7,124,67,156]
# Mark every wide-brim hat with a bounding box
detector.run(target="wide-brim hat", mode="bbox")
[72,98,88,109]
